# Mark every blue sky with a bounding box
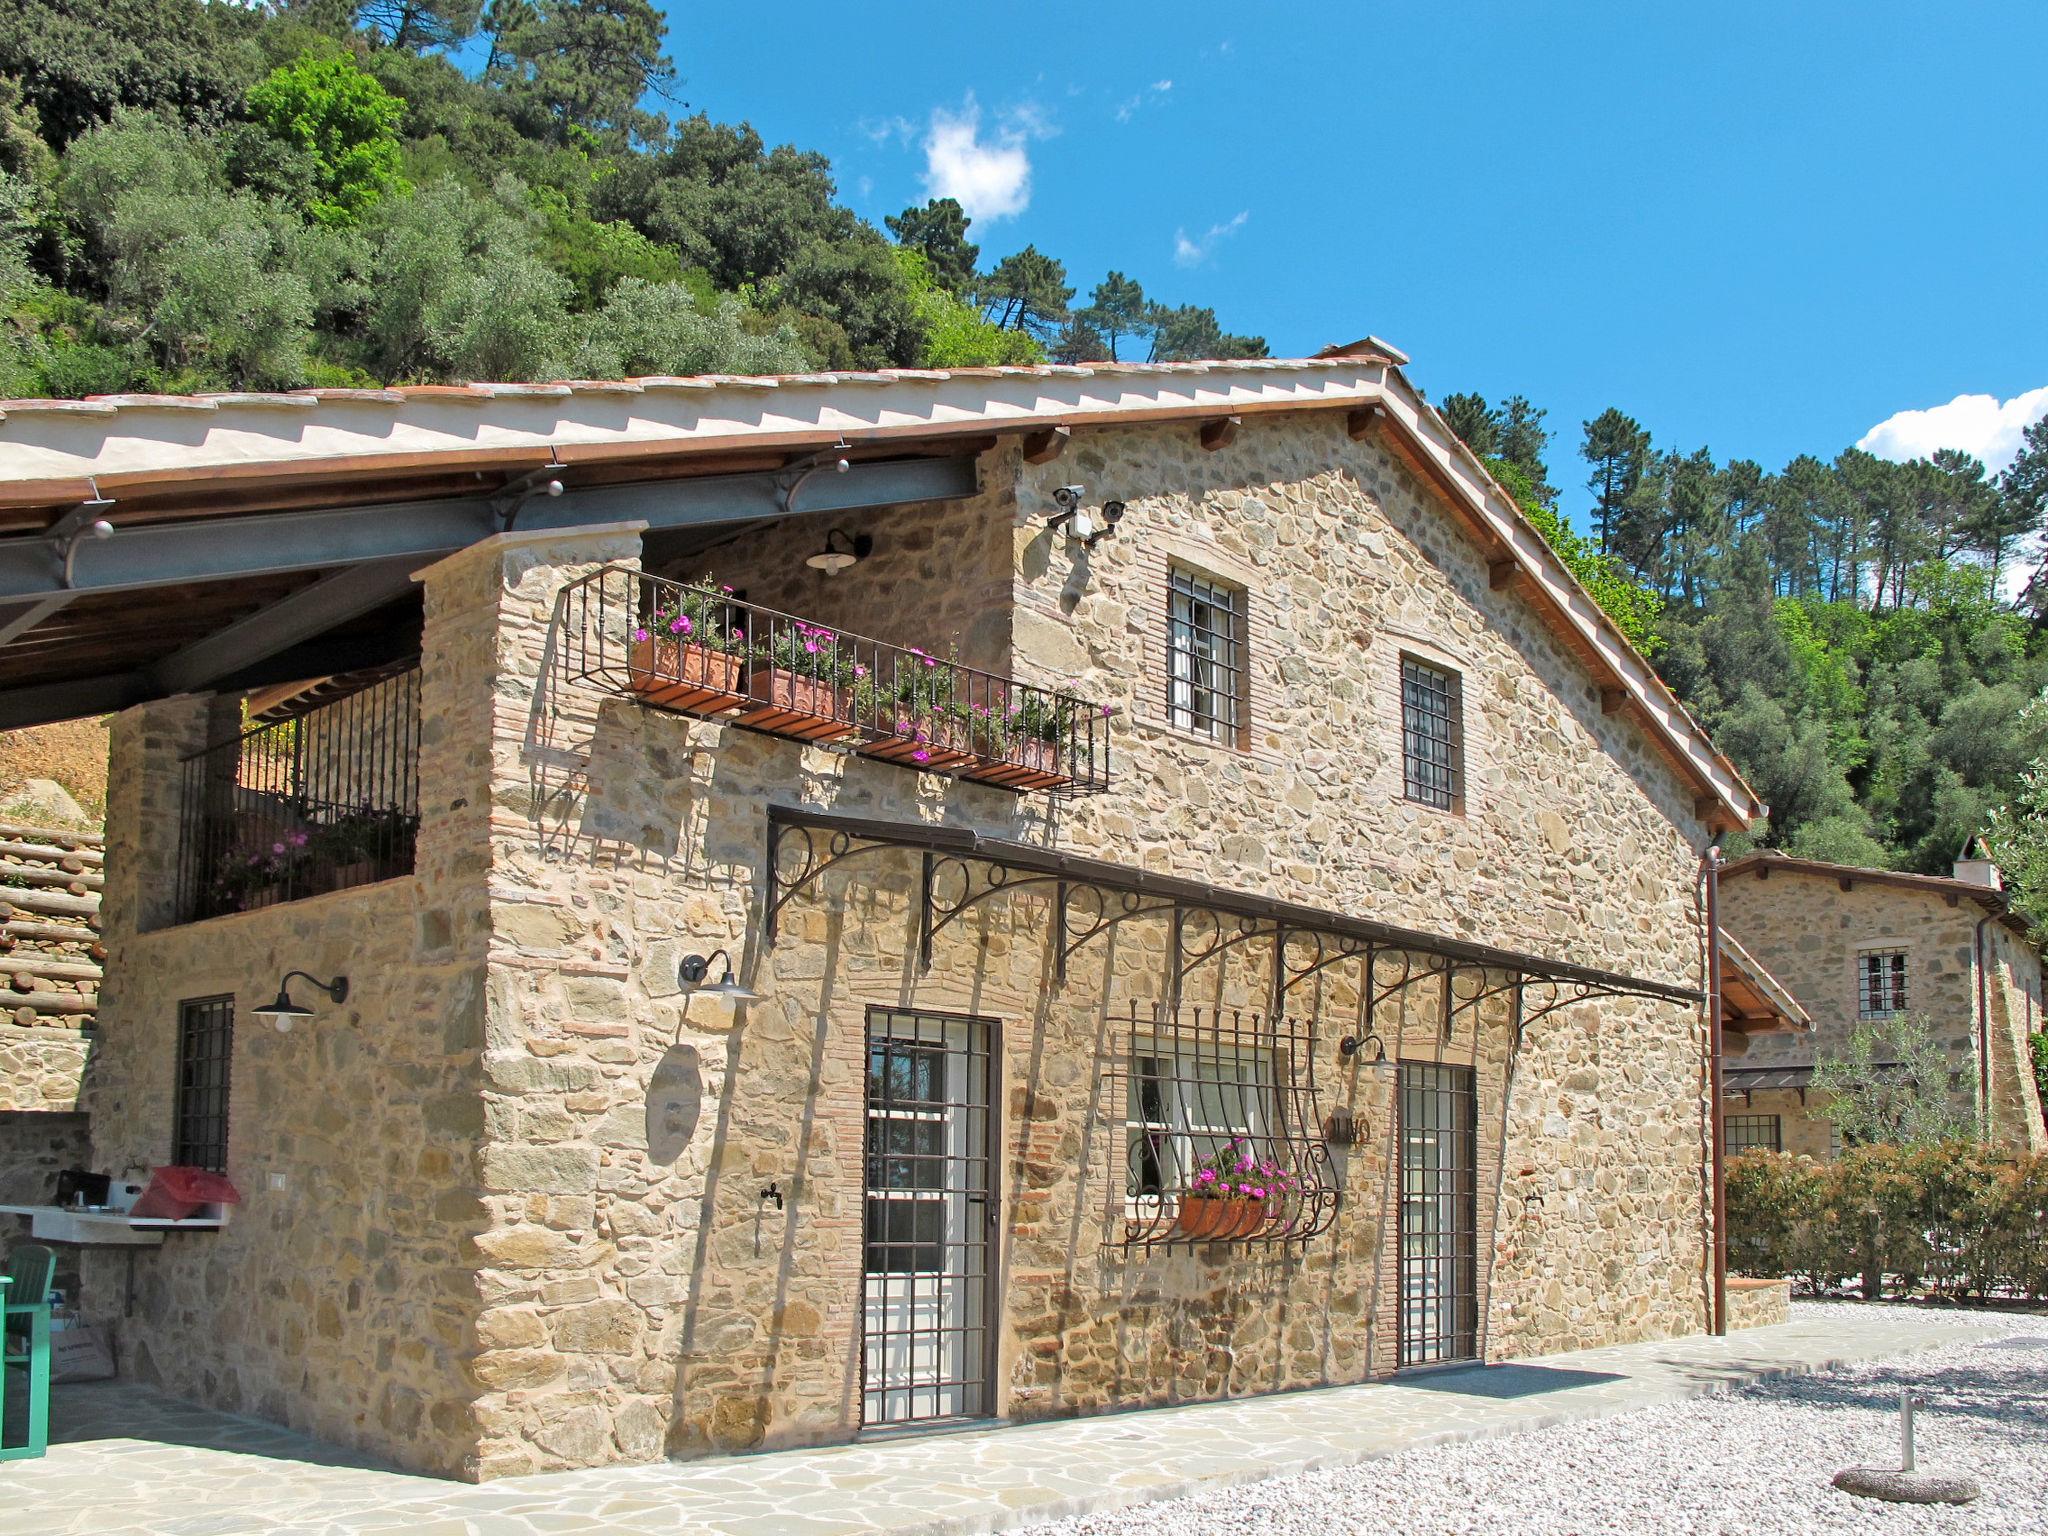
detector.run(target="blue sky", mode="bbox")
[654,2,2046,523]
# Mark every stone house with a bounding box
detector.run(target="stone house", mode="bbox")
[0,345,1768,1479]
[1718,847,2047,1158]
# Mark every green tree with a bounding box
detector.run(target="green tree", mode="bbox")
[1811,1014,1974,1147]
[1581,407,1655,559]
[484,0,674,143]
[977,245,1071,341]
[1998,417,2048,613]
[567,276,807,377]
[354,0,483,52]
[1984,692,2048,932]
[892,248,1040,368]
[884,197,976,295]
[1080,270,1148,361]
[770,232,923,369]
[606,116,851,291]
[246,53,409,227]
[363,175,571,381]
[1438,392,1499,457]
[1146,301,1265,362]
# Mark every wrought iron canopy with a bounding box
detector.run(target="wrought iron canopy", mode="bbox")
[763,807,1703,1020]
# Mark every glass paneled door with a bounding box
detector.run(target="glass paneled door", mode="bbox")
[1398,1061,1477,1365]
[862,1008,996,1427]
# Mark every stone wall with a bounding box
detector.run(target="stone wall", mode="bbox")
[83,408,1722,1481]
[77,603,501,1475]
[1720,866,2046,1150]
[458,412,1716,1473]
[1725,1275,1789,1329]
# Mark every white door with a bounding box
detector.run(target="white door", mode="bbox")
[863,1010,994,1426]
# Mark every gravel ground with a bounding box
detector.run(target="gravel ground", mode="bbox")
[1024,1303,2048,1536]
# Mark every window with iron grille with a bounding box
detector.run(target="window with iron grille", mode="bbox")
[1400,655,1463,810]
[173,995,234,1173]
[1857,949,1907,1018]
[1126,1042,1272,1209]
[1725,1114,1782,1154]
[1167,567,1244,743]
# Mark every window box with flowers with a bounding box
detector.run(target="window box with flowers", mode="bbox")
[308,804,418,893]
[627,577,750,715]
[961,695,1109,791]
[1173,1138,1303,1241]
[738,620,862,742]
[211,832,310,913]
[860,648,978,771]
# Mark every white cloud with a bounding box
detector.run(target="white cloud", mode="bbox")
[1173,210,1250,267]
[921,97,1045,222]
[1857,386,2048,474]
[1114,79,1173,124]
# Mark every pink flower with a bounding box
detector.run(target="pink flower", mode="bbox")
[911,748,932,764]
[803,640,819,654]
[290,832,308,847]
[922,656,937,668]
[1217,1182,1232,1196]
[1195,1169,1214,1183]
[1101,703,1115,717]
[854,664,868,679]
[271,842,286,855]
[633,627,649,642]
[1250,1186,1267,1199]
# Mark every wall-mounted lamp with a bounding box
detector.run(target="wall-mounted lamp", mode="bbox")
[1045,485,1124,549]
[679,949,762,1002]
[804,528,873,575]
[251,971,350,1033]
[1338,1032,1388,1063]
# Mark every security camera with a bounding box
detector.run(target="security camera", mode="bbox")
[1052,485,1085,511]
[1101,500,1126,527]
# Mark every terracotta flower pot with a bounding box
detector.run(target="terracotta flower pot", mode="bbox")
[1174,1195,1263,1241]
[628,636,747,715]
[736,666,857,742]
[863,712,977,771]
[963,734,1070,791]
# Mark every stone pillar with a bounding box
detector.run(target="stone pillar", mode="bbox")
[412,522,646,1480]
[100,692,230,940]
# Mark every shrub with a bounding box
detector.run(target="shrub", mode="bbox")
[1726,1143,2048,1302]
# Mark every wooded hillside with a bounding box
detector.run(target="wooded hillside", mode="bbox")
[0,0,1265,396]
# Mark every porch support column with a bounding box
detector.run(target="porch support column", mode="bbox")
[410,520,649,1482]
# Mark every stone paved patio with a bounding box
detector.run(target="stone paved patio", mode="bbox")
[1,1306,2012,1536]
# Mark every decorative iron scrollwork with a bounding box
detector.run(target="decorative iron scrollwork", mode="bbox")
[1109,1003,1340,1249]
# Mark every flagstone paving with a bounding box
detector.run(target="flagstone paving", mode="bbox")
[0,1305,2015,1536]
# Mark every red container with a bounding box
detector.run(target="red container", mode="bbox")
[130,1166,242,1220]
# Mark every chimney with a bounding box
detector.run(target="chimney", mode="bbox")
[1953,834,2003,890]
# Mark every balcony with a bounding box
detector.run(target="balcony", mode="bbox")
[175,665,422,924]
[559,566,1112,794]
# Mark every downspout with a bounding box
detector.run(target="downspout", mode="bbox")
[1703,845,1728,1338]
[1975,914,1994,1144]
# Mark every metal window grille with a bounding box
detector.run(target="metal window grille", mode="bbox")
[861,1008,996,1428]
[1399,1060,1477,1365]
[1857,950,1907,1017]
[1112,1004,1339,1248]
[1167,567,1243,742]
[1400,656,1461,810]
[176,665,422,923]
[172,995,234,1173]
[1725,1113,1782,1155]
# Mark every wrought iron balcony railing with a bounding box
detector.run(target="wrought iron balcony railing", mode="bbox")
[175,665,422,924]
[559,566,1112,794]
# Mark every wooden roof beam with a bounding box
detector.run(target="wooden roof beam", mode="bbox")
[1021,425,1071,464]
[1199,416,1241,452]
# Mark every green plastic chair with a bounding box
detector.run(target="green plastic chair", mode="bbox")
[1,1242,55,1460]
